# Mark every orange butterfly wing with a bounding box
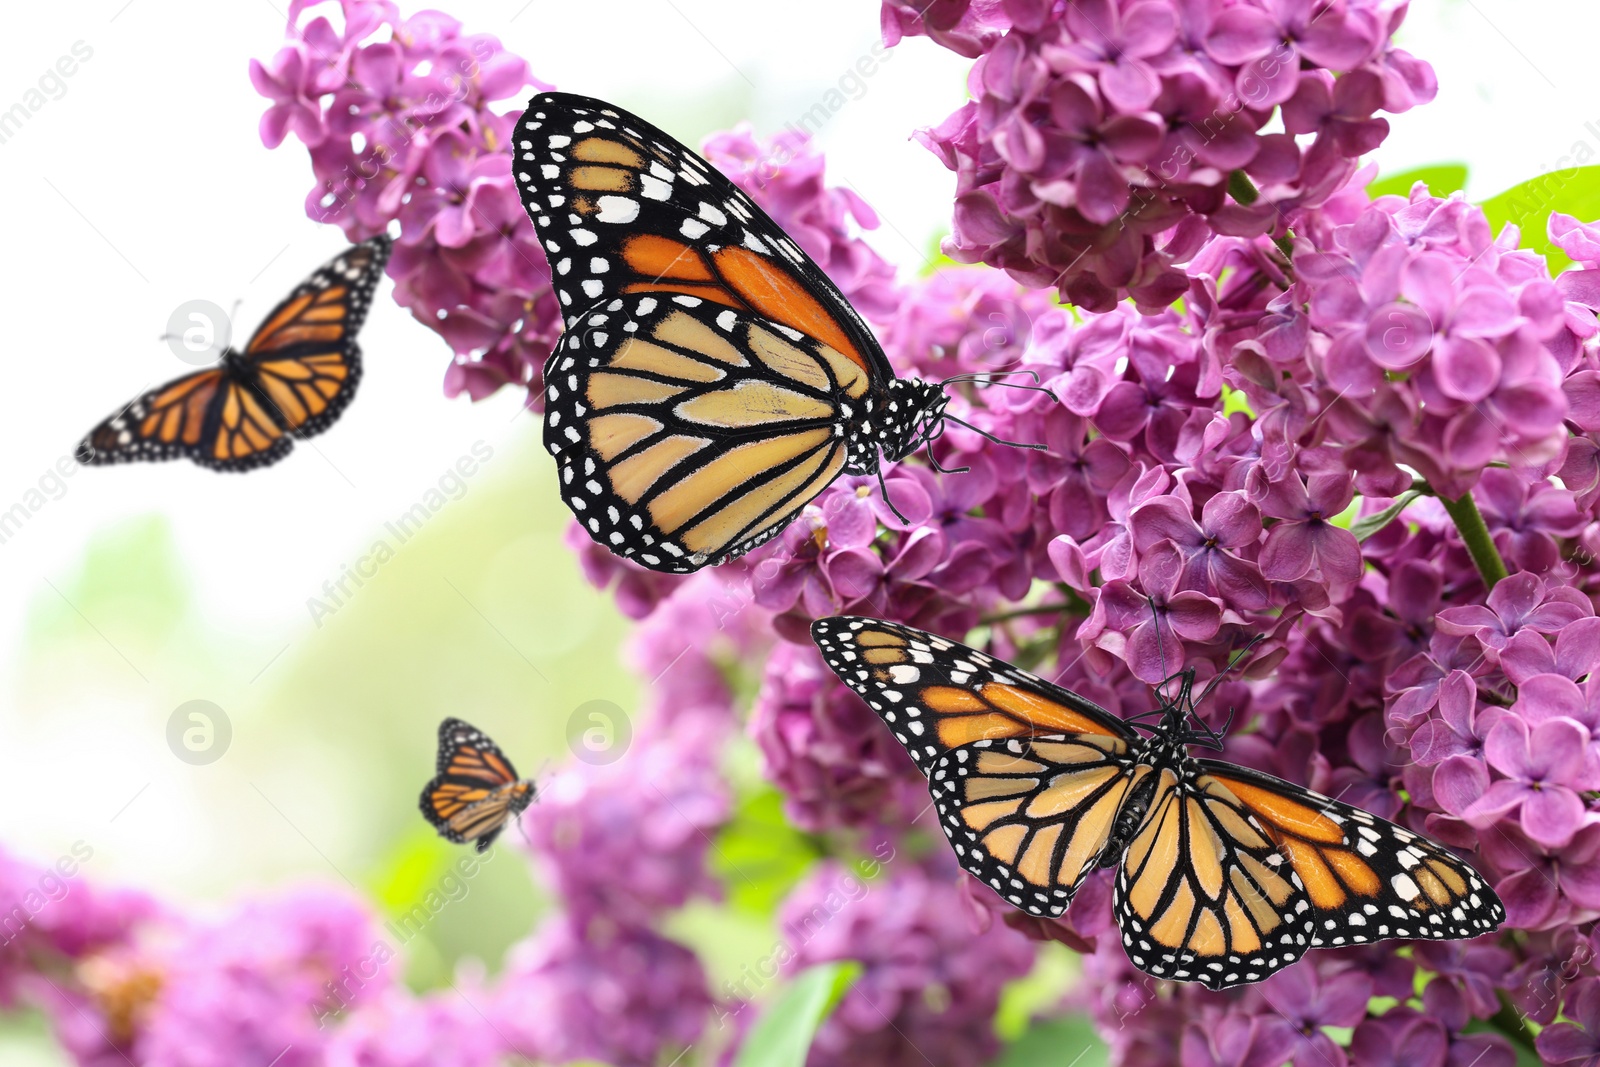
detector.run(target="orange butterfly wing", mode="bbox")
[515,92,888,381]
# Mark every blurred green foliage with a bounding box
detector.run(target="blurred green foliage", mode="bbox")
[1368,163,1469,199]
[1481,165,1600,273]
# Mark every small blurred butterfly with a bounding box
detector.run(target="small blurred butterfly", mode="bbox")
[77,236,390,472]
[419,718,538,852]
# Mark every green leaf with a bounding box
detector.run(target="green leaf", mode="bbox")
[1369,164,1468,200]
[1351,489,1425,543]
[734,961,861,1067]
[712,787,823,916]
[923,232,959,275]
[994,943,1080,1041]
[1480,165,1600,273]
[990,1013,1109,1067]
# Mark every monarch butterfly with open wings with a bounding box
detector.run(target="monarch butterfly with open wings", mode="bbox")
[419,718,537,853]
[76,236,390,471]
[811,616,1504,988]
[512,93,1040,573]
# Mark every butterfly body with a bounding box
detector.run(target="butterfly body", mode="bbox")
[420,718,537,853]
[514,93,972,573]
[79,236,389,472]
[812,616,1504,989]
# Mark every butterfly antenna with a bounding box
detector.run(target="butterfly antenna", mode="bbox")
[1148,596,1174,707]
[939,369,1058,402]
[1193,634,1266,709]
[875,462,910,525]
[942,414,1048,452]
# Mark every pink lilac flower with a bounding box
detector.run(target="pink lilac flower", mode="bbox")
[255,1,562,406]
[493,916,711,1067]
[773,859,1034,1067]
[522,718,730,925]
[904,0,1433,312]
[748,642,926,832]
[1250,469,1361,587]
[1347,1008,1449,1067]
[1478,823,1600,929]
[1251,963,1373,1067]
[0,847,159,1004]
[880,0,1012,58]
[324,991,503,1067]
[1541,976,1600,1067]
[141,886,388,1067]
[1435,570,1592,653]
[1180,1009,1297,1067]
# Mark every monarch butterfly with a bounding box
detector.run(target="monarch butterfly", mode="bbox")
[77,236,390,471]
[419,718,537,853]
[810,616,1505,988]
[512,93,1041,573]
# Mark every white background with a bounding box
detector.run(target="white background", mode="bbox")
[0,0,1596,1059]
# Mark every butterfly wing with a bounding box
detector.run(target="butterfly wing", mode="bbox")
[513,92,890,382]
[239,235,390,443]
[930,736,1142,917]
[1112,769,1316,989]
[77,368,251,467]
[1195,760,1505,949]
[811,616,1139,774]
[548,297,871,570]
[812,616,1146,913]
[420,718,533,851]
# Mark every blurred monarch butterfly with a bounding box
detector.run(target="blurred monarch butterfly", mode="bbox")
[77,236,390,472]
[512,93,1045,574]
[419,718,537,853]
[810,616,1505,989]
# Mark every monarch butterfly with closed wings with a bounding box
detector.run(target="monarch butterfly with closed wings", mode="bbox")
[419,718,537,852]
[77,236,390,471]
[810,616,1504,988]
[512,93,1043,573]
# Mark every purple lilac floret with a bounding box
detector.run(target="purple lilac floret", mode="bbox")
[898,0,1437,312]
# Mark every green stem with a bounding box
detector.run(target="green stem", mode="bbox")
[1438,489,1510,589]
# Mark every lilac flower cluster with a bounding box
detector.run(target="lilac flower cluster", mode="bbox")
[253,0,563,404]
[7,1,1600,1064]
[901,0,1436,312]
[557,111,1600,1067]
[777,858,1036,1067]
[2,720,730,1067]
